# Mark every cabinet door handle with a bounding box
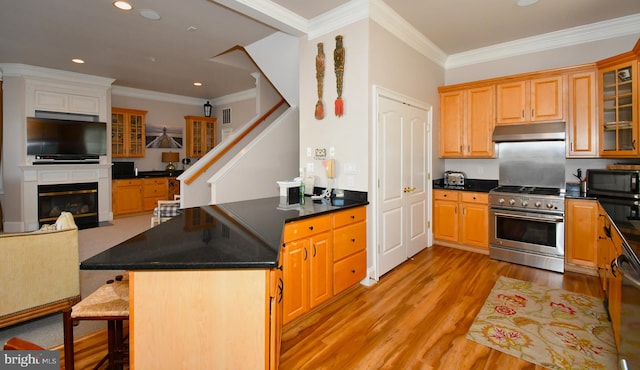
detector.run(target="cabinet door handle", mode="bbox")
[313,244,317,257]
[304,247,308,261]
[521,109,525,119]
[277,278,284,303]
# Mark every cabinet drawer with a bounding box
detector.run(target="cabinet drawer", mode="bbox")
[333,250,366,295]
[143,197,160,211]
[333,206,366,228]
[283,215,332,243]
[460,192,488,204]
[433,189,459,201]
[115,179,143,187]
[333,222,366,261]
[143,184,167,197]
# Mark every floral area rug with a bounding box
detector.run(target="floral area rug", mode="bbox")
[466,276,617,369]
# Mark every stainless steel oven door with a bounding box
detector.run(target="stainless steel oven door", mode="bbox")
[614,254,640,370]
[490,208,565,257]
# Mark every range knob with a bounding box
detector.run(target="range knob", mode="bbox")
[509,199,516,206]
[534,201,542,208]
[521,200,528,207]
[498,198,505,205]
[546,203,554,209]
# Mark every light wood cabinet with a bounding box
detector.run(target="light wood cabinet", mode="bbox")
[142,178,168,211]
[130,268,282,369]
[565,199,599,270]
[439,86,495,158]
[597,58,639,157]
[567,70,599,157]
[112,179,143,215]
[596,204,622,347]
[112,177,174,217]
[433,189,489,249]
[460,192,489,248]
[282,215,332,324]
[496,76,564,125]
[185,115,217,158]
[111,107,146,158]
[332,207,367,295]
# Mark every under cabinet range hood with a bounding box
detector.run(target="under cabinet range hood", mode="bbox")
[492,122,566,142]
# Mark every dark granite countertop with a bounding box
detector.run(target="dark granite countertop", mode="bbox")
[432,179,498,193]
[80,194,368,271]
[596,196,640,267]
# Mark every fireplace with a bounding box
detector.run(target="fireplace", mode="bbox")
[38,182,99,230]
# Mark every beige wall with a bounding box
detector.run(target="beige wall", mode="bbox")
[299,20,370,191]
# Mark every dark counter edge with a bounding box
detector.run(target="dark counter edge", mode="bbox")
[80,191,368,271]
[433,178,498,193]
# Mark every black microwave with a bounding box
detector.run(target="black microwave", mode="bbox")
[586,169,640,199]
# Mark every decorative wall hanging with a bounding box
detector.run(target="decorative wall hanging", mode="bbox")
[315,42,325,120]
[334,35,345,117]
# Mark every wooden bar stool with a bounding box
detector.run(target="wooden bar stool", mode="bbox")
[64,275,129,370]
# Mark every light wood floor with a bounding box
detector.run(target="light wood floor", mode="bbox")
[59,245,603,369]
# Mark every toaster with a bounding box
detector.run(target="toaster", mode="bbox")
[444,171,465,186]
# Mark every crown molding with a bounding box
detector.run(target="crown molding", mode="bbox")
[307,0,369,40]
[0,63,115,87]
[212,0,308,36]
[111,85,205,106]
[211,88,256,106]
[369,0,447,67]
[446,13,640,69]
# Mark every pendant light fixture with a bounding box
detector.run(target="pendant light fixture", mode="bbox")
[204,101,212,117]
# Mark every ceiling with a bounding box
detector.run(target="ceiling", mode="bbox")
[1,0,639,100]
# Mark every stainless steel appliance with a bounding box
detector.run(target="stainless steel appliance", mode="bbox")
[587,169,640,199]
[489,122,567,272]
[444,171,465,186]
[587,169,640,369]
[489,186,565,272]
[614,254,640,370]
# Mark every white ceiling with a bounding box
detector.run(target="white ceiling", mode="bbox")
[1,0,639,100]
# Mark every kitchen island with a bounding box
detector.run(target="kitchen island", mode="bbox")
[81,194,368,369]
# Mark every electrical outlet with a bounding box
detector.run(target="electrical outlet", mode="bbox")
[329,147,335,156]
[306,147,312,157]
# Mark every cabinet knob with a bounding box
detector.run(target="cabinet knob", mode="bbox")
[350,215,355,219]
[351,269,356,274]
[309,226,314,231]
[351,238,356,243]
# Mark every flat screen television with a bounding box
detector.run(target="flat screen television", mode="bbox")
[27,117,107,160]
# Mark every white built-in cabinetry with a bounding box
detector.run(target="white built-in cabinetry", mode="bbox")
[0,64,114,231]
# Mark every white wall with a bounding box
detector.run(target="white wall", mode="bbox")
[213,97,257,144]
[298,20,370,192]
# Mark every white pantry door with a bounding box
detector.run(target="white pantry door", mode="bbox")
[377,95,429,277]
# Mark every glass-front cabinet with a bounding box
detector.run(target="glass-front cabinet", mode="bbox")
[112,107,147,158]
[185,116,217,158]
[598,58,639,157]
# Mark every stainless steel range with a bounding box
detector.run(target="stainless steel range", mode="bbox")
[489,122,567,273]
[489,186,565,272]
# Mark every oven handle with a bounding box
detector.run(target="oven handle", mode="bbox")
[492,211,564,223]
[613,254,640,289]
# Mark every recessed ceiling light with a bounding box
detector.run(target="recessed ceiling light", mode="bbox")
[140,9,161,20]
[113,1,132,11]
[72,58,85,64]
[193,82,203,87]
[516,0,539,6]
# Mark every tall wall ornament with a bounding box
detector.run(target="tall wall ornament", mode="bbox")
[334,35,345,117]
[315,42,325,120]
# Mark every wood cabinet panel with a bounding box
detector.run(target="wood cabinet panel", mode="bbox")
[112,179,143,215]
[112,107,146,158]
[185,116,217,158]
[565,199,598,269]
[568,70,598,157]
[333,250,366,295]
[283,215,331,242]
[439,87,494,158]
[142,178,168,211]
[496,76,564,125]
[333,222,366,261]
[433,189,489,249]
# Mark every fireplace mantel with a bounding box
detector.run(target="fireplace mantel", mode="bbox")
[19,164,111,232]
